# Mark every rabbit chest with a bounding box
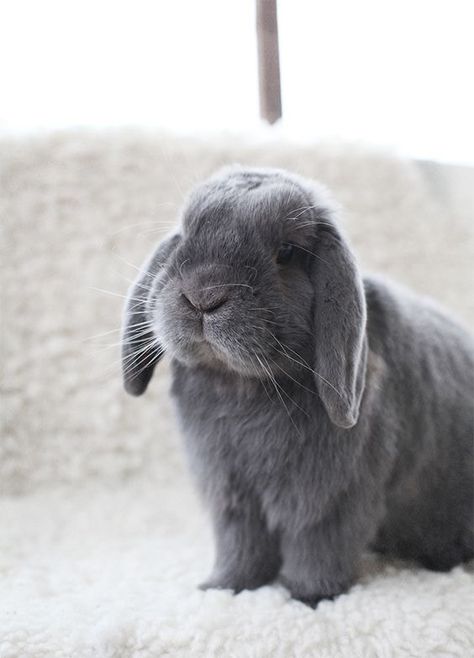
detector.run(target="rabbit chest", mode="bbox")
[171,362,365,526]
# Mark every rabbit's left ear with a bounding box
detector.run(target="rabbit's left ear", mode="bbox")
[312,221,368,428]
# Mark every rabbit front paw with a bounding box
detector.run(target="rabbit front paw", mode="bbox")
[279,574,349,608]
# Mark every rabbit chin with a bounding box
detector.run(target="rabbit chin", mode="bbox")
[172,337,256,375]
[160,324,262,377]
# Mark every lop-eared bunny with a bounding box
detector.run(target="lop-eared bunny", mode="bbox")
[122,166,474,606]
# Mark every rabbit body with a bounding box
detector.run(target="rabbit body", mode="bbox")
[171,277,474,604]
[122,167,474,606]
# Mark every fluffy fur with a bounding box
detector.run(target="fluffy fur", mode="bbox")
[123,166,474,607]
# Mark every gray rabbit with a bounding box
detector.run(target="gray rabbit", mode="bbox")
[122,166,474,607]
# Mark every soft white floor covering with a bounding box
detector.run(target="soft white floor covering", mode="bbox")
[2,481,474,658]
[1,133,473,657]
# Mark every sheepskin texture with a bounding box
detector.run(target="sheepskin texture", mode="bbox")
[1,132,473,656]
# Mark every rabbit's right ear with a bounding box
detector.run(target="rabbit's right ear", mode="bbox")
[121,233,180,396]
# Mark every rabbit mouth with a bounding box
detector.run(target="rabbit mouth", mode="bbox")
[163,318,260,375]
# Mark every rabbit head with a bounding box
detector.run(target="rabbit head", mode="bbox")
[122,166,367,428]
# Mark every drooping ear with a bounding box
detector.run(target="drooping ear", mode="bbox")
[121,233,180,396]
[312,220,368,428]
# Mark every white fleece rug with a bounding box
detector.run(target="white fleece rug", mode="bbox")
[1,132,473,657]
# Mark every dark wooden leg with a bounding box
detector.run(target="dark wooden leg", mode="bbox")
[256,0,282,124]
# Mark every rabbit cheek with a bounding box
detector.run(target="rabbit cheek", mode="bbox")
[201,311,248,370]
[152,290,201,361]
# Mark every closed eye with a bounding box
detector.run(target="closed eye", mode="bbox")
[276,243,294,265]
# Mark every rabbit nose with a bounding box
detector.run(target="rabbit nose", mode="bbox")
[181,290,229,313]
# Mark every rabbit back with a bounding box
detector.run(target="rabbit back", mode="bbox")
[365,277,474,567]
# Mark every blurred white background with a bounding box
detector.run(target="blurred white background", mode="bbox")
[1,0,473,164]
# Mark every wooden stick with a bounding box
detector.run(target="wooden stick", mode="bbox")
[256,0,282,124]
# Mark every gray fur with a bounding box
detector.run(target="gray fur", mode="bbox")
[122,166,474,607]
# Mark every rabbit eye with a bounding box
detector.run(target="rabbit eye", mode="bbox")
[276,243,294,265]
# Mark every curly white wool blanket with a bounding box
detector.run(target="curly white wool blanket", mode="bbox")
[1,133,473,657]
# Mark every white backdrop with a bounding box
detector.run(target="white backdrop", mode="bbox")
[1,0,473,164]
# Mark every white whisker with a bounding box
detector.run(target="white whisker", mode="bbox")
[255,352,303,439]
[199,283,254,292]
[262,327,344,401]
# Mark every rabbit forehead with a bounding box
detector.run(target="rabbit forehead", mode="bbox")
[182,170,313,240]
